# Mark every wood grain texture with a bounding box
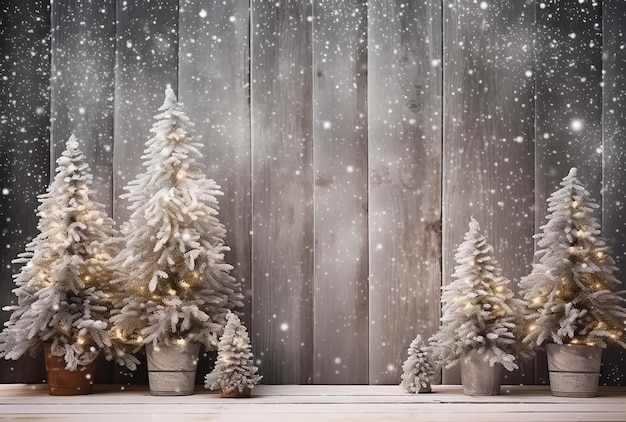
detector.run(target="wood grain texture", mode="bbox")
[112,0,179,225]
[368,0,442,384]
[179,0,251,329]
[443,0,535,384]
[178,0,251,385]
[601,0,626,387]
[312,0,369,384]
[250,0,315,384]
[0,0,50,384]
[50,0,115,212]
[534,0,603,386]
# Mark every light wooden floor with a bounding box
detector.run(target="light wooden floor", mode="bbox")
[1,384,625,421]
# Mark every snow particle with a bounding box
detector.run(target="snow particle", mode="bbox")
[387,364,395,372]
[569,33,576,39]
[280,323,289,331]
[322,121,332,130]
[479,1,488,10]
[2,188,9,195]
[78,107,85,115]
[431,59,440,67]
[126,41,132,49]
[229,16,236,22]
[346,165,354,173]
[199,9,207,18]
[334,357,342,365]
[570,119,583,132]
[35,107,44,115]
[539,3,546,8]
[514,136,524,143]
[375,243,383,251]
[543,132,550,139]
[524,70,532,78]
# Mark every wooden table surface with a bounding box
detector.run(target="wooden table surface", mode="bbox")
[1,384,625,421]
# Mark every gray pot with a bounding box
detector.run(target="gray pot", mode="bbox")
[546,343,602,398]
[146,342,201,396]
[459,350,502,396]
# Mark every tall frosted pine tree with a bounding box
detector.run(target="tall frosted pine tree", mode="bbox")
[111,86,243,350]
[519,168,626,347]
[0,136,136,370]
[430,218,522,371]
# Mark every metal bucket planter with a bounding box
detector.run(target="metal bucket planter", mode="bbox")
[146,342,201,396]
[460,350,502,396]
[43,343,96,396]
[546,343,602,398]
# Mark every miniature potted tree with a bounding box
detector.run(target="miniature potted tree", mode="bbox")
[430,218,523,395]
[205,311,262,397]
[111,86,243,396]
[0,136,137,395]
[400,334,435,394]
[519,168,626,397]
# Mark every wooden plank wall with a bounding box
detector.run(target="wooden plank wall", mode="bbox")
[602,0,626,386]
[368,0,442,384]
[443,0,535,385]
[2,0,626,386]
[0,0,50,383]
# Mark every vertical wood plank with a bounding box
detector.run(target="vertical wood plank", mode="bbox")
[601,0,626,386]
[113,0,179,225]
[178,0,251,384]
[251,0,314,384]
[368,0,443,384]
[443,0,536,384]
[0,0,50,383]
[50,0,115,212]
[534,0,603,385]
[312,0,368,384]
[179,0,250,326]
[113,0,178,384]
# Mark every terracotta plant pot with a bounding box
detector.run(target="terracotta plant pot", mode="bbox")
[43,343,97,396]
[546,343,602,398]
[459,349,502,396]
[146,342,200,396]
[220,387,251,398]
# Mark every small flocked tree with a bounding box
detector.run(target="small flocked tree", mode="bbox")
[519,168,626,348]
[205,312,261,395]
[400,334,435,394]
[430,218,522,371]
[0,136,136,370]
[111,86,243,351]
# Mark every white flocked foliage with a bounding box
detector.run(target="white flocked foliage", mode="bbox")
[519,168,626,348]
[111,86,243,351]
[205,312,262,393]
[430,218,522,372]
[0,136,136,370]
[400,334,435,394]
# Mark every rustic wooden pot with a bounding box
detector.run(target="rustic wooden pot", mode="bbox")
[459,350,502,396]
[43,343,97,396]
[220,386,251,398]
[146,342,201,396]
[546,343,602,398]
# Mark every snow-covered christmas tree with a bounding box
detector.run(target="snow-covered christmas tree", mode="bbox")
[400,334,435,394]
[519,168,626,348]
[430,218,522,371]
[205,311,261,396]
[0,136,136,370]
[111,86,243,351]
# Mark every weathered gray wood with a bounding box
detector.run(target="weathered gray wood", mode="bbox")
[179,0,251,329]
[0,0,50,384]
[250,0,315,384]
[368,0,442,384]
[50,0,115,213]
[443,0,535,385]
[312,0,368,384]
[178,0,251,385]
[601,0,626,387]
[112,0,179,225]
[534,0,603,385]
[113,0,179,384]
